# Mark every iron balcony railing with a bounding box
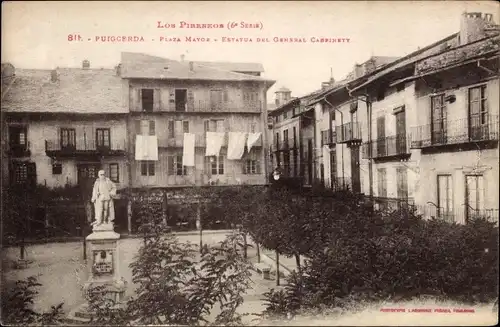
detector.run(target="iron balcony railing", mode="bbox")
[366,196,416,212]
[362,134,411,159]
[321,129,336,146]
[45,138,126,155]
[414,204,499,225]
[8,142,31,157]
[410,115,499,149]
[336,122,362,143]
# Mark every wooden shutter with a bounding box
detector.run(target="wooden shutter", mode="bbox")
[204,120,210,132]
[183,121,189,133]
[153,89,161,111]
[187,89,194,111]
[168,120,174,138]
[27,162,37,189]
[223,89,228,102]
[140,162,147,176]
[167,156,174,175]
[135,120,141,134]
[149,120,155,135]
[136,88,142,111]
[168,90,175,111]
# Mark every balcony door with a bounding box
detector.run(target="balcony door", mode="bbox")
[350,145,361,193]
[60,128,76,151]
[465,175,484,223]
[431,95,446,144]
[77,163,100,200]
[96,128,111,151]
[376,116,386,157]
[395,110,406,154]
[468,85,488,141]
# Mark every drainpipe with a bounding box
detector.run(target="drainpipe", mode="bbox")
[347,84,373,199]
[323,97,345,185]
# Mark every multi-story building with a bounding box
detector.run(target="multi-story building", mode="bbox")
[120,52,275,230]
[1,61,130,233]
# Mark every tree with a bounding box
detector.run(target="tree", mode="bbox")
[1,276,65,325]
[87,202,253,326]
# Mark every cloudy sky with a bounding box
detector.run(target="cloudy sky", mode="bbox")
[2,1,498,100]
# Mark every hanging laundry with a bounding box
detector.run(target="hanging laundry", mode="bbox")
[227,132,247,160]
[246,132,262,153]
[183,133,195,166]
[135,135,158,160]
[205,132,225,156]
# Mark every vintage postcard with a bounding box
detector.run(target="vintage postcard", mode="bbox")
[1,1,499,326]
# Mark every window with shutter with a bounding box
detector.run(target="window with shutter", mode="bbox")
[149,120,155,135]
[141,161,155,176]
[109,163,119,182]
[135,120,141,135]
[183,121,189,133]
[204,120,210,132]
[168,120,175,138]
[377,168,387,197]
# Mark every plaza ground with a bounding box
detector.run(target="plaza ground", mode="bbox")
[2,231,497,326]
[1,230,279,325]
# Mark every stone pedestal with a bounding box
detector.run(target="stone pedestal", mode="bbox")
[66,224,127,323]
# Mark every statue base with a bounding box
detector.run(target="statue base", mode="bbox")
[66,227,127,324]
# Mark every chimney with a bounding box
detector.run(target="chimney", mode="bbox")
[50,69,59,82]
[189,61,194,71]
[115,64,122,76]
[82,59,90,69]
[181,54,185,62]
[321,82,330,90]
[460,12,491,45]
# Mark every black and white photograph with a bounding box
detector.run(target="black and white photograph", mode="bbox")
[1,1,499,325]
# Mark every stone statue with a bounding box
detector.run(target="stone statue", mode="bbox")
[91,170,116,230]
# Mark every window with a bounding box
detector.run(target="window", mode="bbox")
[250,123,256,133]
[96,128,110,148]
[12,162,36,186]
[183,121,189,133]
[437,174,453,220]
[244,151,260,174]
[141,89,154,112]
[396,167,408,200]
[168,155,187,175]
[9,126,28,150]
[431,94,446,144]
[210,89,223,108]
[465,175,485,222]
[136,120,155,135]
[283,111,288,119]
[60,128,76,149]
[377,168,387,197]
[52,163,62,175]
[283,129,289,142]
[108,163,119,182]
[468,85,488,140]
[205,155,224,175]
[140,161,155,176]
[175,89,187,112]
[204,119,225,132]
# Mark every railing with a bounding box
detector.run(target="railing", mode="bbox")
[336,122,362,143]
[45,138,126,154]
[321,129,336,146]
[362,135,410,159]
[410,115,499,149]
[331,177,353,192]
[8,143,31,157]
[414,204,499,225]
[366,196,416,212]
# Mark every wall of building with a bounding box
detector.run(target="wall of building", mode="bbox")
[129,80,264,113]
[7,118,129,189]
[413,69,499,213]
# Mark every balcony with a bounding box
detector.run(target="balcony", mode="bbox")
[365,196,416,213]
[362,135,411,161]
[7,143,31,157]
[331,177,356,192]
[321,129,336,147]
[45,138,127,158]
[336,122,362,145]
[414,204,498,225]
[160,132,262,149]
[410,115,499,151]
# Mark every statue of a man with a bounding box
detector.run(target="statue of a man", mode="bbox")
[91,170,116,227]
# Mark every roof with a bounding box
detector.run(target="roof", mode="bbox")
[349,33,459,93]
[120,52,274,86]
[2,68,127,114]
[194,61,264,73]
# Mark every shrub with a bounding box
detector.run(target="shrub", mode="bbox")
[1,276,65,325]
